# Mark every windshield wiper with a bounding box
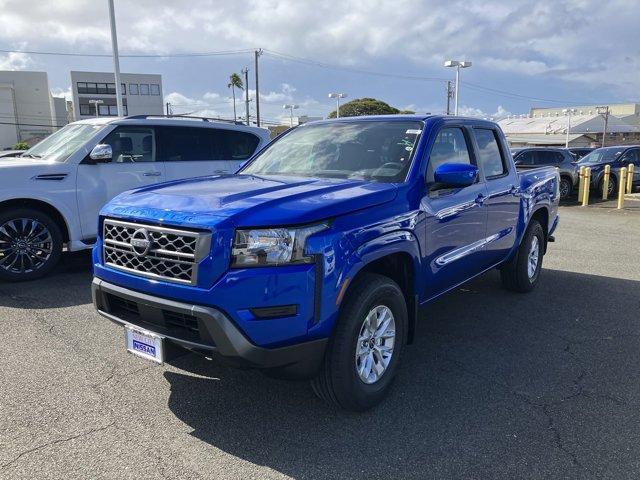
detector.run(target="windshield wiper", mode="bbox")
[21,153,42,158]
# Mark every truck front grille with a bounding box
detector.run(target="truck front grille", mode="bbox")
[102,218,211,285]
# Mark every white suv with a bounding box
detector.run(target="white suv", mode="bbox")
[0,115,270,281]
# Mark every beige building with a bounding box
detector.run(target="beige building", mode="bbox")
[0,71,68,149]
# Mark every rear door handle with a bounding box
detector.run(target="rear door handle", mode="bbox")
[143,171,162,177]
[475,194,486,205]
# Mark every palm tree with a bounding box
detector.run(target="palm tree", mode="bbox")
[228,73,244,121]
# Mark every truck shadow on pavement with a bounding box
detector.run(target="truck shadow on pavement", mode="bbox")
[0,251,93,309]
[163,268,640,479]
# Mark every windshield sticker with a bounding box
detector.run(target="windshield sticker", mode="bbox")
[406,129,422,135]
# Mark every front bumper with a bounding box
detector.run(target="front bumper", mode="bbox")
[92,277,328,378]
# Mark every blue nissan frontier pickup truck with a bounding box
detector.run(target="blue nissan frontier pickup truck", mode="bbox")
[92,115,559,411]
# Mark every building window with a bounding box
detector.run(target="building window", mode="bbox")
[99,105,109,116]
[150,84,160,95]
[129,83,139,95]
[79,104,91,115]
[139,84,150,95]
[77,82,89,94]
[97,83,108,94]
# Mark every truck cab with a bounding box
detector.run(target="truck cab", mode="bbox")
[92,115,559,411]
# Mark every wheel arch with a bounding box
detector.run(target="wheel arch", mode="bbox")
[339,232,421,344]
[0,198,70,243]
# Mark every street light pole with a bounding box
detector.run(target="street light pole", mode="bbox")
[242,67,250,126]
[328,93,347,118]
[107,0,124,117]
[254,49,263,127]
[563,108,576,148]
[597,106,610,147]
[89,99,104,117]
[444,60,472,116]
[283,104,299,127]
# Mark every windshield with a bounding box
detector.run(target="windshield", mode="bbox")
[241,120,423,182]
[22,123,104,162]
[578,147,623,164]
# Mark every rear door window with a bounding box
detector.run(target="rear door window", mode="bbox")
[214,130,260,160]
[473,129,507,178]
[534,151,562,165]
[515,151,534,165]
[156,126,215,162]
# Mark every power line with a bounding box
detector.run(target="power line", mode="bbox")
[0,48,256,58]
[460,81,586,105]
[263,49,448,83]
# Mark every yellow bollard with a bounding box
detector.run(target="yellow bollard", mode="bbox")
[578,166,586,202]
[618,168,627,209]
[581,167,591,206]
[627,164,635,193]
[602,164,611,200]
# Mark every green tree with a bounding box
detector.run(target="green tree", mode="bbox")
[228,73,244,122]
[327,98,413,118]
[12,141,29,150]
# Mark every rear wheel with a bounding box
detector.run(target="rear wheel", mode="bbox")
[599,175,616,198]
[500,220,544,293]
[559,177,572,199]
[311,273,407,411]
[0,208,63,282]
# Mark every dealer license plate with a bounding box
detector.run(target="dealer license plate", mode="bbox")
[125,326,164,364]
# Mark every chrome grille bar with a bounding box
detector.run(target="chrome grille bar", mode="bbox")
[102,218,211,285]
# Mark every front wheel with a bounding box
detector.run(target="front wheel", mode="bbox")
[500,220,544,293]
[311,273,408,411]
[0,208,63,282]
[599,175,616,198]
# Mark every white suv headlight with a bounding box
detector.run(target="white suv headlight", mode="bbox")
[231,223,328,267]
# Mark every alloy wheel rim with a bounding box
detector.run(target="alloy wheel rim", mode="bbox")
[0,218,53,274]
[560,180,570,197]
[355,305,396,384]
[527,236,539,279]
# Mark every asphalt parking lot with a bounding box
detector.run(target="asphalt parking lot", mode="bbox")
[1,204,639,480]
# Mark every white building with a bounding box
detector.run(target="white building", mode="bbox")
[70,71,163,120]
[498,104,640,147]
[0,71,67,149]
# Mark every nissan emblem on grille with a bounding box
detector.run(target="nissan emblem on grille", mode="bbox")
[102,218,211,285]
[130,228,152,257]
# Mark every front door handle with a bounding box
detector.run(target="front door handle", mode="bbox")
[143,171,162,177]
[509,185,519,194]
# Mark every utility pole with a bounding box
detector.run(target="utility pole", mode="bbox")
[254,49,263,127]
[597,106,610,147]
[446,81,454,115]
[107,0,124,116]
[242,67,250,126]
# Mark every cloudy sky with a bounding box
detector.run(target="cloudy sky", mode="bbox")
[0,0,637,123]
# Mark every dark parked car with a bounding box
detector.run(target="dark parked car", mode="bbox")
[576,145,640,196]
[512,147,577,199]
[565,147,594,161]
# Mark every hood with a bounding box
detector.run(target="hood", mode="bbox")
[103,174,398,228]
[0,157,55,168]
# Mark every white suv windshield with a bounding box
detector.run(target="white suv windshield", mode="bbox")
[241,120,423,183]
[22,123,104,163]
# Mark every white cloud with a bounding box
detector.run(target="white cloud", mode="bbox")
[459,105,512,120]
[50,86,72,101]
[0,52,32,70]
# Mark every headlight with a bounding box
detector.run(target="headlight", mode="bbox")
[231,223,328,267]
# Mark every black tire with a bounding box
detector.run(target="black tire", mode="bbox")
[311,273,408,411]
[599,175,616,198]
[559,177,572,200]
[0,208,63,282]
[500,220,544,293]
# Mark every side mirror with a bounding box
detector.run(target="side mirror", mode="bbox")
[89,144,112,163]
[433,163,479,188]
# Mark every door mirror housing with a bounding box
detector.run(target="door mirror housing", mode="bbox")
[89,144,112,163]
[433,163,479,189]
